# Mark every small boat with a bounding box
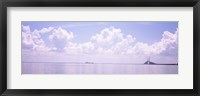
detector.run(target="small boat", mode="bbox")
[85,62,94,64]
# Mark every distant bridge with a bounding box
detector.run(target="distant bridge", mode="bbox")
[144,57,155,64]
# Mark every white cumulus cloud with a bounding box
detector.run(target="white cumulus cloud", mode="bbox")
[48,27,74,41]
[22,25,74,52]
[22,32,35,49]
[87,26,136,54]
[22,25,178,63]
[63,26,136,55]
[22,25,31,33]
[126,28,178,57]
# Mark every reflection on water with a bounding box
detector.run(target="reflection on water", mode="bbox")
[22,63,178,74]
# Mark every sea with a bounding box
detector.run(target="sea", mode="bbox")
[22,62,178,74]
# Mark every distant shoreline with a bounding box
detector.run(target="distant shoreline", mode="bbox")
[146,64,178,65]
[22,62,178,65]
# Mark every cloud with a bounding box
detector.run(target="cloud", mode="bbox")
[48,27,74,51]
[62,26,136,55]
[22,25,177,56]
[22,26,50,52]
[48,27,74,41]
[90,26,136,52]
[91,26,124,48]
[150,30,178,54]
[112,35,135,54]
[126,29,178,57]
[22,25,31,33]
[39,27,54,34]
[32,30,45,45]
[64,42,81,54]
[22,25,74,52]
[22,25,178,63]
[22,32,35,49]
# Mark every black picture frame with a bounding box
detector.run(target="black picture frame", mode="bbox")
[0,0,199,96]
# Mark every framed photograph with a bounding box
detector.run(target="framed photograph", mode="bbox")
[0,0,199,96]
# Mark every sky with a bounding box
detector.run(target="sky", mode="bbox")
[22,21,178,64]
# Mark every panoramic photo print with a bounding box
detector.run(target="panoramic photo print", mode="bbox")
[22,21,178,74]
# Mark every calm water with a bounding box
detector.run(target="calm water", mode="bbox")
[22,63,178,74]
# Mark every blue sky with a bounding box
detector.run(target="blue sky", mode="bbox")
[21,21,178,63]
[22,22,177,44]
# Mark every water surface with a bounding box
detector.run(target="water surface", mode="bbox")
[22,62,178,74]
